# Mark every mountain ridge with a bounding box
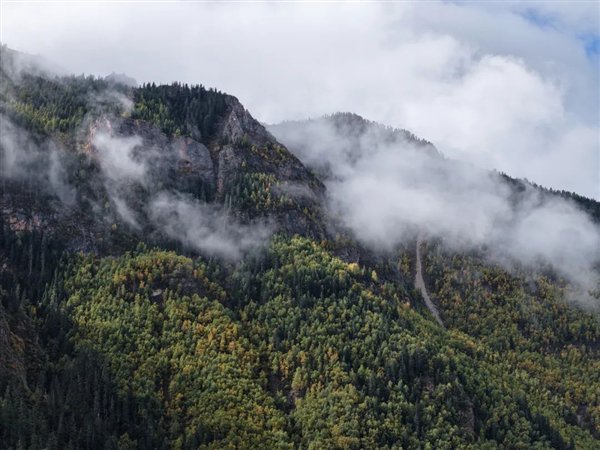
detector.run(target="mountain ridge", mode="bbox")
[1,46,599,449]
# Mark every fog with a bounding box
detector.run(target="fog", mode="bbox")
[3,1,598,198]
[93,133,146,183]
[1,113,271,260]
[270,116,600,306]
[92,128,271,259]
[150,192,272,261]
[0,115,76,205]
[1,2,599,298]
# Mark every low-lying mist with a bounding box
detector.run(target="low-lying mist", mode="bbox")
[0,116,76,205]
[0,112,270,260]
[91,126,273,260]
[270,115,600,306]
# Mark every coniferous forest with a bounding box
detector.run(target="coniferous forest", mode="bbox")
[1,44,599,449]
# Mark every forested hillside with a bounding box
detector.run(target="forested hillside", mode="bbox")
[1,45,599,449]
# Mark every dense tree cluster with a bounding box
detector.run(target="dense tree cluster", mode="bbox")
[499,173,600,223]
[2,73,127,134]
[1,64,228,144]
[131,83,228,143]
[424,242,600,445]
[1,48,599,449]
[1,224,598,448]
[224,172,293,215]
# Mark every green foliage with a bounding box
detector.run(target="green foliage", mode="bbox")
[224,172,293,215]
[3,73,127,134]
[1,231,598,448]
[424,243,600,447]
[249,142,294,165]
[2,44,598,448]
[62,250,290,449]
[131,82,227,142]
[2,74,228,143]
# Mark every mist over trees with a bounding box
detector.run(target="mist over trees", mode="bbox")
[1,46,599,449]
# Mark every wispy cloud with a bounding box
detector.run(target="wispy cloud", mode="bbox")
[149,192,272,260]
[272,116,600,306]
[4,1,595,196]
[0,115,76,205]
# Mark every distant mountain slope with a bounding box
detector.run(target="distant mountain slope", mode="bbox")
[1,47,326,257]
[1,46,599,449]
[269,112,440,182]
[0,44,64,83]
[270,113,600,223]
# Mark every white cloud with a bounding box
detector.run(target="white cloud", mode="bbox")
[0,115,76,204]
[92,132,146,183]
[149,192,272,260]
[271,117,600,307]
[2,1,598,198]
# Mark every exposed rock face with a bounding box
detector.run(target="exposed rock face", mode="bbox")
[1,43,328,254]
[173,136,214,185]
[216,144,242,198]
[1,92,327,255]
[86,116,216,195]
[219,95,274,146]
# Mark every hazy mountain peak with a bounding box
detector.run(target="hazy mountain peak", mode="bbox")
[0,44,65,81]
[104,72,138,87]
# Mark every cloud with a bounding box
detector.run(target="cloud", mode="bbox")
[0,115,76,204]
[88,89,135,115]
[90,125,272,259]
[0,115,36,179]
[1,109,270,259]
[149,192,272,260]
[3,1,596,198]
[271,116,600,306]
[90,129,149,228]
[110,195,141,231]
[92,132,146,183]
[47,143,77,205]
[394,52,598,198]
[2,1,598,264]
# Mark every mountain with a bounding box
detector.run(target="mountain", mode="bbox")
[0,46,327,256]
[270,113,600,222]
[1,47,599,449]
[269,112,440,182]
[0,44,65,82]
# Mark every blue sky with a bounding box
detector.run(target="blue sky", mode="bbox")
[519,5,600,59]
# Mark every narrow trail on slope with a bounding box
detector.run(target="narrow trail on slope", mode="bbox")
[415,233,445,329]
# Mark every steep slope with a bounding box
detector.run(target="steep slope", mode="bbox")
[3,235,599,448]
[1,47,326,257]
[269,112,598,222]
[1,47,599,449]
[269,112,440,182]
